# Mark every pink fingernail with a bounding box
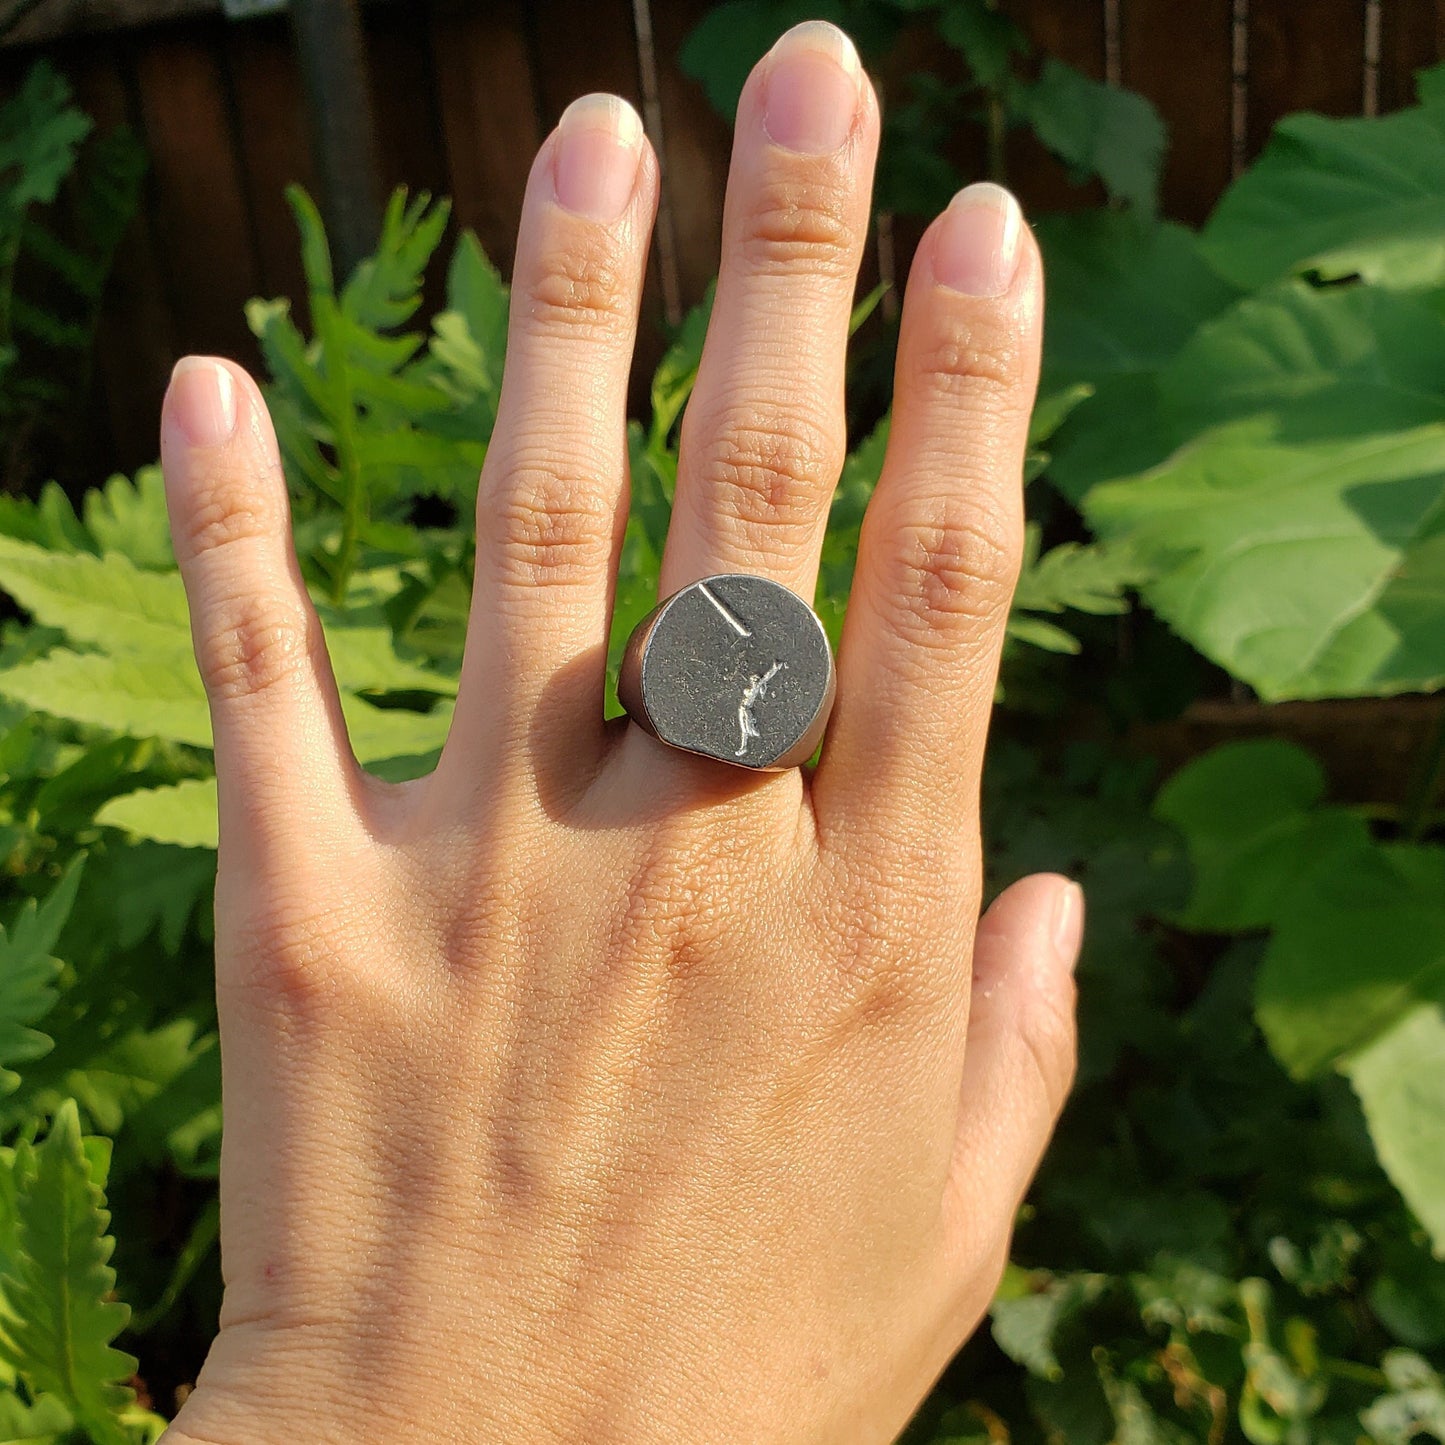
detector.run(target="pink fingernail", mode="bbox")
[166,357,238,448]
[1051,882,1085,969]
[763,21,861,155]
[553,94,644,222]
[934,182,1024,296]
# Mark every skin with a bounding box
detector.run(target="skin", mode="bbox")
[157,22,1080,1445]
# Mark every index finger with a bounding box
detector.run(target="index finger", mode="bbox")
[810,183,1043,852]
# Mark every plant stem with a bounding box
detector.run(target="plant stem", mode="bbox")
[1403,704,1445,842]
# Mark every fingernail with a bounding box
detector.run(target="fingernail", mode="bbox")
[553,94,644,222]
[1051,882,1085,969]
[167,357,237,448]
[763,21,861,155]
[934,182,1024,296]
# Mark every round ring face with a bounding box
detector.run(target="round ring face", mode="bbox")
[624,575,835,771]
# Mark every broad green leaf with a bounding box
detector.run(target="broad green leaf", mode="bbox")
[1256,843,1445,1078]
[0,1101,136,1445]
[1346,1008,1445,1256]
[937,1,1025,89]
[1011,59,1165,218]
[1036,212,1240,390]
[1202,105,1445,292]
[0,859,82,1094]
[1154,740,1371,932]
[1061,282,1445,700]
[0,1388,74,1442]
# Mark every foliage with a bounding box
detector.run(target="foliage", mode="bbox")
[680,0,1165,218]
[0,63,145,493]
[0,27,1438,1445]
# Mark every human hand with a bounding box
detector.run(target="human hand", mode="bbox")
[158,21,1078,1444]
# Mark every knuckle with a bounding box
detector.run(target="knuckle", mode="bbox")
[196,588,317,703]
[688,410,839,550]
[482,460,615,588]
[521,243,633,338]
[222,887,356,1008]
[912,312,1029,404]
[877,492,1022,645]
[738,175,858,279]
[179,460,287,560]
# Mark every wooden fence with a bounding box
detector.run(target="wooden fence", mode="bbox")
[1,0,1440,480]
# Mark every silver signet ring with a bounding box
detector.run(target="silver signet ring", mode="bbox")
[617,573,837,772]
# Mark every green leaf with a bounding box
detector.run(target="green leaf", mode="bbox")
[650,282,714,446]
[0,64,90,227]
[0,1101,136,1445]
[0,859,83,1094]
[937,1,1026,89]
[679,0,845,118]
[1062,281,1445,701]
[81,469,174,570]
[1154,740,1371,932]
[1011,59,1166,217]
[1256,843,1445,1079]
[1037,212,1240,391]
[1202,104,1445,293]
[991,1271,1109,1380]
[1345,1005,1445,1255]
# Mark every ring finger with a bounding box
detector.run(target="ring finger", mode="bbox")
[658,20,880,602]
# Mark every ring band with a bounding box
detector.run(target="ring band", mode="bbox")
[617,573,836,771]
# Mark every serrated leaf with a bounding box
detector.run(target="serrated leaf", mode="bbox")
[1012,59,1165,217]
[0,859,83,1094]
[95,779,218,850]
[0,1101,136,1445]
[81,469,175,570]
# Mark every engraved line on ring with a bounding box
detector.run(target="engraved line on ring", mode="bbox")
[697,582,752,638]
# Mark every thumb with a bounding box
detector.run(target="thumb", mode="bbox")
[942,873,1082,1268]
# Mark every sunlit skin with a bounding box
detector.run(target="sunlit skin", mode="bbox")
[157,22,1081,1445]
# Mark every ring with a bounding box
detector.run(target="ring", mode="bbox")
[617,573,836,772]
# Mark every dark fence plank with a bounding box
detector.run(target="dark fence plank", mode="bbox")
[225,15,313,306]
[1003,0,1108,212]
[133,25,261,380]
[651,0,731,313]
[428,0,540,278]
[1122,0,1234,223]
[1245,0,1368,156]
[1377,0,1442,111]
[524,0,666,409]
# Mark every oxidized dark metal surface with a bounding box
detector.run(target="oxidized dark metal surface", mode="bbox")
[618,574,836,771]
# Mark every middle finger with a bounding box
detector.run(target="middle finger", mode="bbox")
[659,21,880,601]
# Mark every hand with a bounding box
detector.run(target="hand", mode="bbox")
[158,21,1078,1444]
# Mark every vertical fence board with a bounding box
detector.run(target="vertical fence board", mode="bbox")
[1377,0,1442,111]
[428,0,540,278]
[525,0,663,408]
[225,17,313,307]
[1121,0,1234,223]
[133,24,261,364]
[650,0,731,313]
[1003,0,1108,212]
[1245,0,1368,156]
[57,38,176,478]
